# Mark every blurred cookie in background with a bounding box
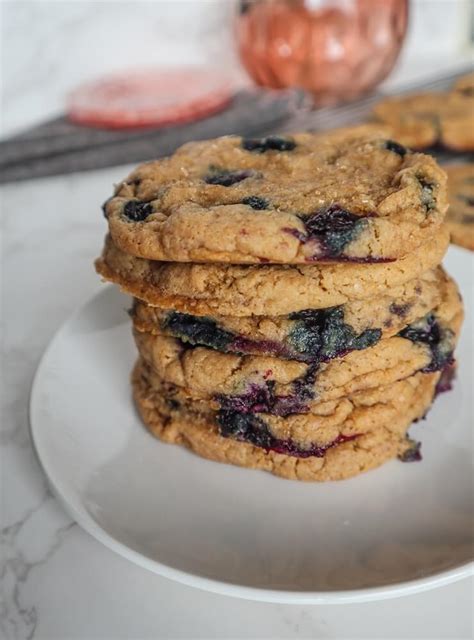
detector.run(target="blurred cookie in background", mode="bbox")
[453,72,474,96]
[371,91,474,152]
[445,164,474,251]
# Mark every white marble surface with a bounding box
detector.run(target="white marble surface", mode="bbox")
[1,2,474,636]
[1,157,473,640]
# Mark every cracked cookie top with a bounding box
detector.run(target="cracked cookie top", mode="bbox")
[102,133,448,264]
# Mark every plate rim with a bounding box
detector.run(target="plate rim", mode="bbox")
[29,284,474,605]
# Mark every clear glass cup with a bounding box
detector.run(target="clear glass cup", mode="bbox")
[235,0,409,105]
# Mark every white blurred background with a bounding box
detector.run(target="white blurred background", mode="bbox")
[1,0,473,136]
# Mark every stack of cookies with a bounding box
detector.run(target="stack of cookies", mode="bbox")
[96,132,463,481]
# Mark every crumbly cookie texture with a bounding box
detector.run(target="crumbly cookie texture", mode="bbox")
[96,227,449,316]
[372,92,474,151]
[102,133,448,263]
[131,267,446,362]
[446,164,474,251]
[132,360,440,482]
[133,274,462,413]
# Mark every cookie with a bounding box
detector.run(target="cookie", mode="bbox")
[372,92,474,151]
[132,359,440,481]
[131,267,447,363]
[133,277,462,414]
[445,164,474,251]
[96,227,449,316]
[137,360,438,451]
[454,72,474,97]
[102,133,448,263]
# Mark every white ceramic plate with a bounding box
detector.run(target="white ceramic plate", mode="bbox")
[30,247,474,604]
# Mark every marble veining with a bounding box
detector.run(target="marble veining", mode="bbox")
[1,490,75,640]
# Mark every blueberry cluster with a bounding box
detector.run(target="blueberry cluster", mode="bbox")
[204,168,256,187]
[161,307,381,365]
[241,196,269,210]
[123,200,153,222]
[383,139,408,157]
[218,409,359,458]
[288,307,381,361]
[286,205,373,259]
[398,312,454,373]
[398,438,422,462]
[241,136,296,153]
[163,312,234,352]
[217,376,314,418]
